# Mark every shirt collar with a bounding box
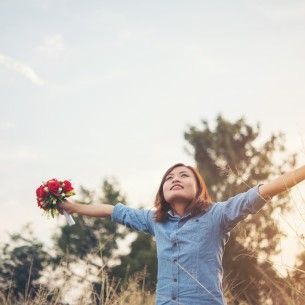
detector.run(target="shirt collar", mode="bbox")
[167,210,192,219]
[167,204,212,219]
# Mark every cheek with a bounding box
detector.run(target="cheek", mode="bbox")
[189,185,197,198]
[163,186,170,201]
[162,184,168,200]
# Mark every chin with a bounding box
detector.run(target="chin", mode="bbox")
[167,195,193,204]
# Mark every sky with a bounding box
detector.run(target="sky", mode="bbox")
[1,0,305,270]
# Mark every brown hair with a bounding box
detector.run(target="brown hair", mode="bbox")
[154,163,213,222]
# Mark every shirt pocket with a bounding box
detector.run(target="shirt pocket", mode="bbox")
[182,216,210,242]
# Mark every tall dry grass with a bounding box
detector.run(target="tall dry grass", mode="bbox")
[0,265,155,305]
[1,265,305,305]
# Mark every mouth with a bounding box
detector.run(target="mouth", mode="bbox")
[171,184,184,190]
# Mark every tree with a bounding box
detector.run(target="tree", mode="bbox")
[54,179,127,263]
[184,115,297,304]
[53,178,129,303]
[111,232,158,290]
[0,224,51,301]
[291,250,305,290]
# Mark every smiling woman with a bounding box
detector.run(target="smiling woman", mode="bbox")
[59,162,305,305]
[155,163,212,222]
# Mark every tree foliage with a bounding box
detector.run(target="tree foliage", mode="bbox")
[112,232,158,290]
[54,179,126,265]
[0,224,51,300]
[291,250,305,287]
[53,179,130,303]
[184,115,297,304]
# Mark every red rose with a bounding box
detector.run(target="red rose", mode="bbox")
[47,179,61,196]
[37,198,45,210]
[62,180,74,193]
[36,185,48,199]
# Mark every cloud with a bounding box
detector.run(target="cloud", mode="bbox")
[30,0,52,8]
[0,53,45,86]
[250,1,305,20]
[0,121,15,130]
[0,148,42,161]
[37,34,66,57]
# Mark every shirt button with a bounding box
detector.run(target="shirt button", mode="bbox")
[173,278,177,282]
[173,242,177,247]
[195,219,199,222]
[172,297,176,300]
[173,259,177,263]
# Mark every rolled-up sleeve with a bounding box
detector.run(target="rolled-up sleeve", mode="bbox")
[214,185,267,232]
[111,203,155,236]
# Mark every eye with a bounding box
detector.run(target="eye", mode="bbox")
[165,176,173,181]
[181,174,189,177]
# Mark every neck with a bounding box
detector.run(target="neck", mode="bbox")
[170,201,186,217]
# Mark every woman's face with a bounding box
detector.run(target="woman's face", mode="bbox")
[163,166,197,205]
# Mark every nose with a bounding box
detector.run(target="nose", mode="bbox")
[172,177,180,183]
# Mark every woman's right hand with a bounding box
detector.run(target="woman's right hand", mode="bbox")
[58,199,73,214]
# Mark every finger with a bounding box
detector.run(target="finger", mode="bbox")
[57,201,66,214]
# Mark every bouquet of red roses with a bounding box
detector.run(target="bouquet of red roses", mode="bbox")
[36,178,75,225]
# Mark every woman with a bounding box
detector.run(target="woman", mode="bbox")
[60,163,305,305]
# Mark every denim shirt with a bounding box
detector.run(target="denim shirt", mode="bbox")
[111,185,266,305]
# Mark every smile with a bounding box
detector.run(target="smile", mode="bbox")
[171,184,183,190]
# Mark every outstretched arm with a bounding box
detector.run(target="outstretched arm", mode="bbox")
[60,201,155,235]
[59,200,114,218]
[259,165,305,199]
